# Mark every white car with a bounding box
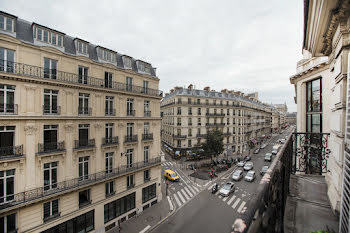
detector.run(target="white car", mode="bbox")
[245,171,256,182]
[280,139,286,144]
[260,144,267,149]
[265,153,272,161]
[237,161,245,167]
[219,182,235,197]
[232,169,244,181]
[244,162,253,171]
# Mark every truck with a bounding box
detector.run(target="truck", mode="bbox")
[272,145,281,155]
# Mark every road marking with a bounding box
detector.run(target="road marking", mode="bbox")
[215,191,220,196]
[176,172,188,184]
[227,195,236,205]
[177,191,186,204]
[173,193,182,207]
[232,198,241,209]
[208,184,215,191]
[237,201,246,213]
[222,196,228,202]
[188,185,197,194]
[181,189,190,201]
[219,195,223,199]
[192,186,199,193]
[169,162,173,166]
[167,196,173,211]
[184,187,194,197]
[139,225,151,233]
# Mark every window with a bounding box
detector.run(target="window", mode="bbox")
[79,156,89,181]
[0,15,14,32]
[198,117,201,125]
[188,107,192,115]
[43,125,58,151]
[105,96,114,116]
[79,189,91,208]
[43,199,59,221]
[177,118,181,126]
[123,56,132,69]
[227,109,230,115]
[144,146,149,163]
[77,41,88,55]
[0,169,14,203]
[0,213,16,233]
[78,124,90,147]
[126,123,134,137]
[144,170,150,181]
[188,128,192,136]
[78,66,88,84]
[126,77,133,91]
[0,126,15,156]
[0,84,15,113]
[78,93,90,115]
[127,174,134,188]
[98,48,116,62]
[143,81,149,94]
[177,140,181,147]
[142,183,156,203]
[144,100,150,116]
[126,149,133,168]
[177,107,181,115]
[105,72,113,88]
[105,181,114,197]
[198,108,201,115]
[144,122,150,135]
[44,162,57,191]
[188,118,192,126]
[138,62,151,74]
[306,78,322,132]
[188,139,192,147]
[104,192,135,223]
[188,98,192,104]
[105,152,113,173]
[105,123,113,143]
[177,98,182,104]
[43,89,58,114]
[44,58,57,79]
[127,98,134,116]
[0,48,15,73]
[34,27,63,47]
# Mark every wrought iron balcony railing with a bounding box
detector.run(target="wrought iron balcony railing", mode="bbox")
[0,157,161,210]
[105,109,116,116]
[0,145,23,160]
[43,105,61,115]
[144,111,151,117]
[196,134,207,138]
[0,104,18,115]
[102,137,119,146]
[142,133,153,141]
[0,59,163,97]
[173,134,187,139]
[37,142,65,154]
[124,135,138,143]
[74,139,95,149]
[78,107,92,116]
[127,110,136,116]
[205,123,225,126]
[206,113,225,117]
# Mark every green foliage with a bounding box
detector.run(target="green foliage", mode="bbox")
[202,130,224,162]
[309,231,329,233]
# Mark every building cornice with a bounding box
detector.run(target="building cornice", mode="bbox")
[289,62,328,84]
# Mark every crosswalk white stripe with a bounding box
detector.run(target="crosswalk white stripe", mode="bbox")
[215,191,220,196]
[184,187,194,197]
[222,196,228,202]
[192,186,199,192]
[232,198,241,209]
[227,195,236,205]
[177,191,186,204]
[237,201,246,213]
[207,184,214,191]
[219,195,222,199]
[173,193,182,207]
[165,162,170,166]
[181,189,190,201]
[169,162,173,165]
[188,185,197,194]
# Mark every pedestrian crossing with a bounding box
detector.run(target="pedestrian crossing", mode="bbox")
[162,161,176,166]
[171,183,200,208]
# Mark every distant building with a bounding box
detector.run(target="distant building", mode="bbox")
[286,112,296,125]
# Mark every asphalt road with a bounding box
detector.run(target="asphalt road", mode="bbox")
[154,128,293,233]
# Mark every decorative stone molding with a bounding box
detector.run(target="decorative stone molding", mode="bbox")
[24,84,38,91]
[118,123,125,128]
[94,123,102,129]
[95,93,102,97]
[24,125,37,135]
[137,122,143,127]
[63,90,74,95]
[152,122,157,126]
[64,124,75,133]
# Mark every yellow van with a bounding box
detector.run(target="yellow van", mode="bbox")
[164,169,180,182]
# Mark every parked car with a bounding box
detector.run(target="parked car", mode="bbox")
[245,171,256,182]
[237,161,245,167]
[260,144,267,149]
[264,153,272,162]
[243,162,253,171]
[232,169,244,181]
[244,156,251,161]
[253,148,260,154]
[219,182,235,197]
[211,183,218,194]
[260,166,269,175]
[280,139,286,144]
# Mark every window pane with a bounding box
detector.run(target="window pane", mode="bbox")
[0,16,4,30]
[5,18,12,32]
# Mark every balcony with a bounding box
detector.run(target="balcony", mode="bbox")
[37,142,65,154]
[206,113,225,117]
[102,137,119,146]
[223,132,231,136]
[142,133,153,141]
[144,111,151,117]
[127,110,136,116]
[173,134,187,139]
[205,123,225,127]
[0,104,18,115]
[0,59,163,97]
[105,109,116,116]
[0,157,161,211]
[124,135,138,143]
[0,145,23,160]
[43,105,61,115]
[78,107,92,116]
[196,134,207,138]
[74,139,95,150]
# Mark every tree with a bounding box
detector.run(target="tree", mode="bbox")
[202,130,224,163]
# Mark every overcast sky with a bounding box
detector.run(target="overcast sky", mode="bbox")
[2,0,303,112]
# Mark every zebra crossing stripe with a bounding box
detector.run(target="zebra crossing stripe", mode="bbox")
[181,189,190,201]
[184,187,193,197]
[188,186,197,194]
[237,201,246,213]
[207,184,214,191]
[215,191,220,196]
[219,195,222,199]
[232,198,241,209]
[222,196,228,202]
[169,162,173,165]
[177,191,186,204]
[192,186,199,192]
[227,195,236,205]
[173,193,182,207]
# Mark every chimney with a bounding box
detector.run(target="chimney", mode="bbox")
[188,84,193,89]
[170,89,174,93]
[221,89,228,93]
[174,86,183,90]
[165,93,169,96]
[204,86,210,91]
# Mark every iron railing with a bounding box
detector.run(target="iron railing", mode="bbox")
[173,135,187,139]
[205,113,225,117]
[142,133,153,141]
[0,145,23,159]
[124,135,138,143]
[0,157,161,210]
[105,109,116,116]
[42,105,61,115]
[78,107,92,116]
[127,110,136,116]
[205,123,225,126]
[102,137,119,146]
[144,111,151,117]
[0,104,18,115]
[0,59,163,97]
[37,142,65,154]
[74,139,95,149]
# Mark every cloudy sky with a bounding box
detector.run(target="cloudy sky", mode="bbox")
[2,0,303,112]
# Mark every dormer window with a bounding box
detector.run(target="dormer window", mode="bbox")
[77,41,88,55]
[123,56,132,69]
[137,61,151,74]
[0,15,15,32]
[97,47,116,63]
[34,25,63,47]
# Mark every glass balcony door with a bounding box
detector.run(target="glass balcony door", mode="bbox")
[0,84,15,114]
[0,127,14,156]
[44,125,58,151]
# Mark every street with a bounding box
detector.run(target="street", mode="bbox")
[153,129,292,233]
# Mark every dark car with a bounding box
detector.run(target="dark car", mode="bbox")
[253,148,260,154]
[260,166,269,175]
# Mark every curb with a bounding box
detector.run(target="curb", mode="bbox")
[148,196,177,232]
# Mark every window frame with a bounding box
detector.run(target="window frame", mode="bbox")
[306,78,322,132]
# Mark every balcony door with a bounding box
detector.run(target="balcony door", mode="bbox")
[79,124,89,147]
[0,84,15,114]
[0,126,14,156]
[44,125,58,151]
